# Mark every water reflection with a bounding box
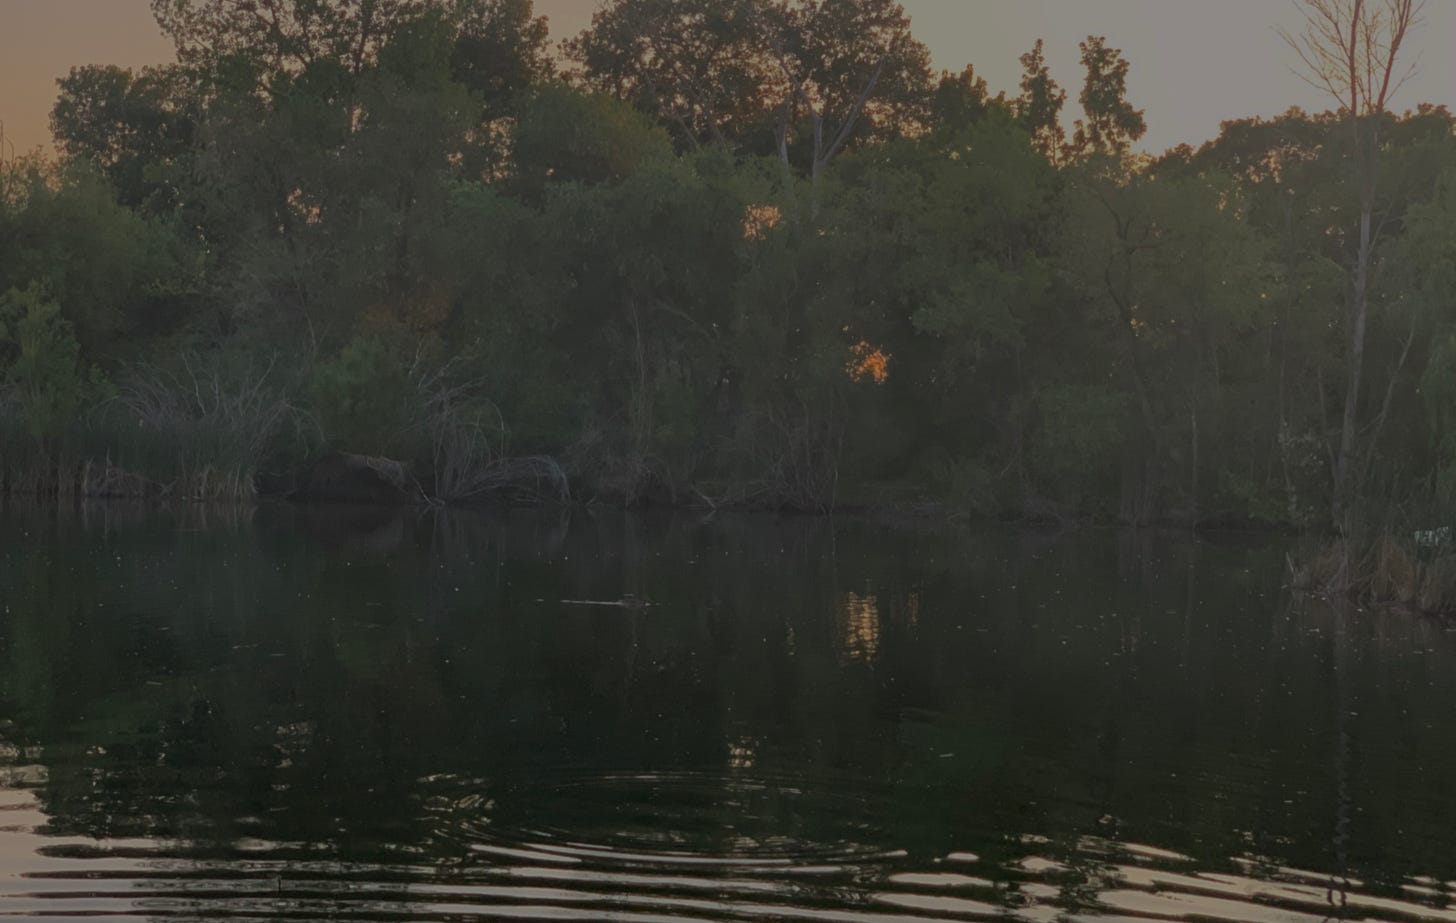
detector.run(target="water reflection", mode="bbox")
[839,591,881,663]
[0,505,1454,921]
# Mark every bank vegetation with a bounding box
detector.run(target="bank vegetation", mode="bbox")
[4,1,1456,611]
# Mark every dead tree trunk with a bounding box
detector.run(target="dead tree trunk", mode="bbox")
[1281,0,1422,527]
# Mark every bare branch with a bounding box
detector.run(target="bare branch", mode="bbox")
[1278,0,1423,116]
[820,52,888,168]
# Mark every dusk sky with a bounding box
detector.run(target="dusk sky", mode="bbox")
[3,0,1455,158]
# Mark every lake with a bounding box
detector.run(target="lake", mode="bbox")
[1,503,1454,922]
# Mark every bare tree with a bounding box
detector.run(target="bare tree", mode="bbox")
[1279,0,1423,525]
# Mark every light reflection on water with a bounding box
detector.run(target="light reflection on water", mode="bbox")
[840,591,882,663]
[0,504,1454,921]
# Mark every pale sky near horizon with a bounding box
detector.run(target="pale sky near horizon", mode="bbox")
[2,0,1454,159]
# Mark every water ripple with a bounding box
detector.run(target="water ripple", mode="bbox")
[2,764,1450,923]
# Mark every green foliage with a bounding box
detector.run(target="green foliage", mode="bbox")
[308,335,524,503]
[0,162,195,353]
[930,66,1001,136]
[0,285,112,440]
[570,0,932,180]
[1420,335,1456,501]
[1070,36,1146,160]
[510,85,674,193]
[50,64,194,211]
[12,2,1456,520]
[311,337,415,455]
[1016,40,1066,162]
[567,0,774,151]
[95,354,305,499]
[1029,385,1126,512]
[918,450,1001,517]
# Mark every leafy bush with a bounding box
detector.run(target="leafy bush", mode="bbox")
[311,337,416,456]
[311,335,566,503]
[0,285,111,440]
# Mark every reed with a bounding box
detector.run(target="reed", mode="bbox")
[1,356,306,501]
[1288,506,1456,615]
[413,357,569,504]
[94,356,307,500]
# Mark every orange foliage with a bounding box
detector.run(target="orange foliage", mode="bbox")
[742,203,782,241]
[847,340,890,384]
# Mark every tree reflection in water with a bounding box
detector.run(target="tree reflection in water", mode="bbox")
[0,504,1453,920]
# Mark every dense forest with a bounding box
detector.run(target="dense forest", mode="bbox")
[1,0,1452,530]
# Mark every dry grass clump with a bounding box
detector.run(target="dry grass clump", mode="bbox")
[1290,528,1456,615]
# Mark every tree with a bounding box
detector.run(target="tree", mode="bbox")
[1180,110,1351,523]
[449,0,554,118]
[0,285,112,440]
[570,0,933,186]
[1058,168,1273,523]
[567,0,775,150]
[509,85,674,194]
[1174,105,1456,523]
[0,160,194,356]
[50,65,196,210]
[1070,36,1146,161]
[1375,129,1456,498]
[1279,0,1423,524]
[1015,40,1066,164]
[150,0,550,116]
[143,1,550,353]
[765,0,933,184]
[153,0,418,74]
[929,65,1004,136]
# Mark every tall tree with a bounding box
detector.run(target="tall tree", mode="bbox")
[150,0,550,103]
[1015,40,1066,163]
[1070,36,1146,160]
[0,162,194,355]
[152,0,421,74]
[1060,169,1272,522]
[765,0,933,182]
[570,0,932,184]
[50,65,196,210]
[1279,0,1423,524]
[927,65,1003,136]
[567,0,774,150]
[134,0,553,352]
[449,0,553,118]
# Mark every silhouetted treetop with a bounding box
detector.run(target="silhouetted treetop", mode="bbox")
[1015,40,1065,163]
[150,0,551,98]
[570,0,932,179]
[1071,36,1145,160]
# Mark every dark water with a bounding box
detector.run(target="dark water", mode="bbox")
[1,503,1455,922]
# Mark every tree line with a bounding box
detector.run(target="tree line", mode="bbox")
[1,0,1452,528]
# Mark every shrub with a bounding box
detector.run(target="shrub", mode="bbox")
[312,336,567,504]
[97,355,306,499]
[0,285,111,440]
[311,337,415,456]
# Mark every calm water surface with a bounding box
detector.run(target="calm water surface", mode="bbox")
[1,503,1455,922]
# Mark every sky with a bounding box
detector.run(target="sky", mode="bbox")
[3,0,1455,159]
